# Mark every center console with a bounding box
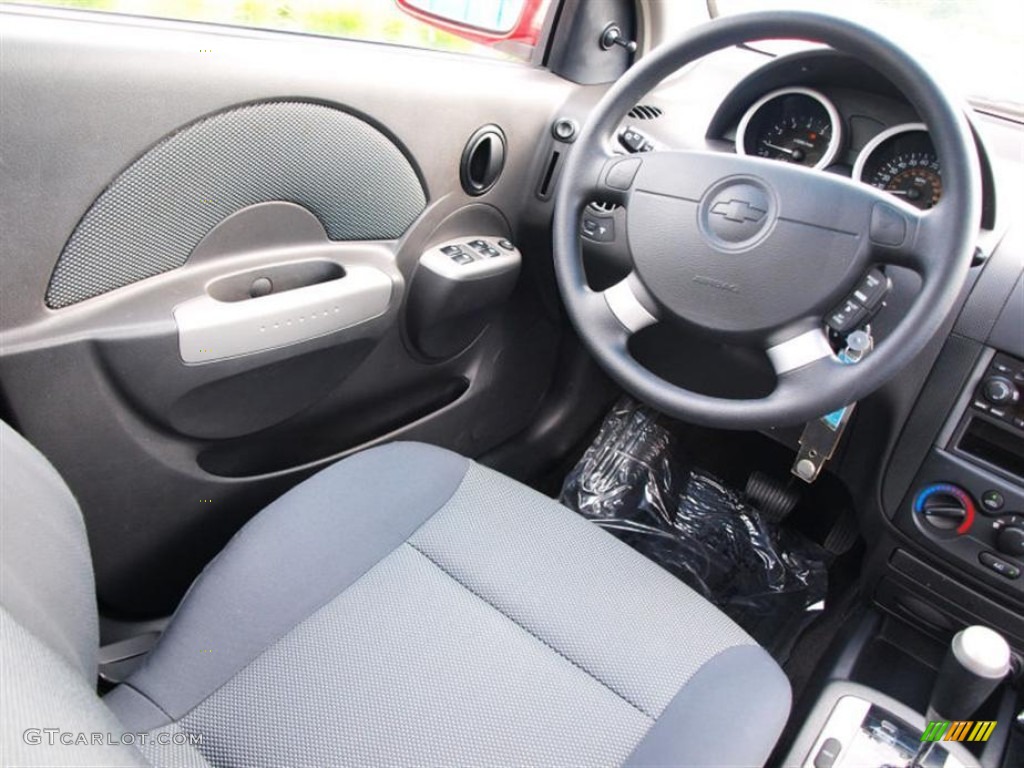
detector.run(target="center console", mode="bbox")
[783,623,1014,768]
[784,333,1024,765]
[892,349,1024,626]
[785,682,979,767]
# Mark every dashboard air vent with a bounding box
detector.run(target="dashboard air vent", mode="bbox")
[628,104,663,120]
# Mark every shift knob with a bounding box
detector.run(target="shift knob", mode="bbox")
[927,625,1011,722]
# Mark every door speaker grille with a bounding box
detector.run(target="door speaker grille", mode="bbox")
[45,100,426,308]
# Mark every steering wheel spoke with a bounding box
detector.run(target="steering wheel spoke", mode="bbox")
[569,273,661,368]
[601,272,660,334]
[765,326,836,378]
[576,272,657,344]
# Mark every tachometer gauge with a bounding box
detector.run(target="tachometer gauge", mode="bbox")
[736,87,842,169]
[854,123,942,210]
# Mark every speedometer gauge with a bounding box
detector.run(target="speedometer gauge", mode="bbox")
[854,123,942,210]
[736,87,842,169]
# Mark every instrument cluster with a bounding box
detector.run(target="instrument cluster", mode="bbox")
[735,87,941,210]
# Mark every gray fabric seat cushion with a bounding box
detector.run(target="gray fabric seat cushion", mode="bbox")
[106,442,791,767]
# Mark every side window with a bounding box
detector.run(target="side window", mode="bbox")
[8,0,552,62]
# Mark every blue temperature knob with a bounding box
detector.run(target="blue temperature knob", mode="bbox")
[914,484,975,534]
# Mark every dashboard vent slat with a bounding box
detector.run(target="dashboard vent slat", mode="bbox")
[628,104,663,120]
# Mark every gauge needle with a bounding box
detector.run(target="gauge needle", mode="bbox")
[761,141,796,155]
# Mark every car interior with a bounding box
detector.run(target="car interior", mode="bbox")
[1,1,1022,766]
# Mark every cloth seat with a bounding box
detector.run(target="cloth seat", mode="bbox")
[0,422,790,767]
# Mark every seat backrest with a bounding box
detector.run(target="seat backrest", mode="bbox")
[1,420,147,766]
[0,420,97,677]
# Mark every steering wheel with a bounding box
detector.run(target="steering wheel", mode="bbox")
[553,11,980,429]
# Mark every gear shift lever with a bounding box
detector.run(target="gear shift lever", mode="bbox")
[911,625,1010,767]
[927,625,1010,722]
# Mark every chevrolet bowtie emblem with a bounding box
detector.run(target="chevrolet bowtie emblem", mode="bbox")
[710,199,767,224]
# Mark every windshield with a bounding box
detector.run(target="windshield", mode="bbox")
[710,0,1023,117]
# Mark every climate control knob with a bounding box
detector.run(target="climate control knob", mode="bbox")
[995,524,1024,558]
[982,376,1019,406]
[914,484,975,534]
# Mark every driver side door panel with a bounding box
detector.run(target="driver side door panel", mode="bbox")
[0,10,571,616]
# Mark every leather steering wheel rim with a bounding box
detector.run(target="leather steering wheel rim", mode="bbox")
[552,11,980,429]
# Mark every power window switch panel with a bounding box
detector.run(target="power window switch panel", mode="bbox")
[419,237,522,282]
